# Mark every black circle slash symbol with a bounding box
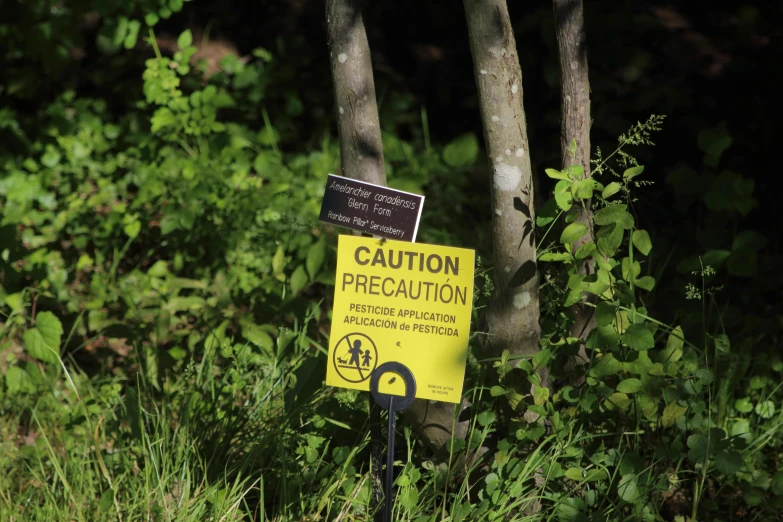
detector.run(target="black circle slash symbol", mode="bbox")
[333,332,378,383]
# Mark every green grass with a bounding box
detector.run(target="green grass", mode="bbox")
[0,344,552,522]
[2,308,782,521]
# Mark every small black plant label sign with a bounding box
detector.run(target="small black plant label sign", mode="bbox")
[318,173,424,242]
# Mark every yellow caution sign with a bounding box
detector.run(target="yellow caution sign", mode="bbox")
[326,235,475,403]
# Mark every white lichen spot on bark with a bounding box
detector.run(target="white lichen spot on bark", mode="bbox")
[513,291,531,309]
[505,148,511,156]
[570,60,578,70]
[491,115,500,122]
[480,69,488,75]
[338,53,348,63]
[494,163,521,191]
[495,208,502,216]
[504,266,511,273]
[515,148,525,157]
[501,47,507,56]
[495,155,503,163]
[339,106,344,114]
[511,83,518,94]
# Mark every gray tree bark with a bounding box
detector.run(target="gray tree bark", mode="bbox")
[463,0,547,392]
[326,0,472,507]
[554,0,594,365]
[326,0,386,186]
[325,1,385,516]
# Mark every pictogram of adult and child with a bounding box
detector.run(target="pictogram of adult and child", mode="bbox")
[333,332,378,383]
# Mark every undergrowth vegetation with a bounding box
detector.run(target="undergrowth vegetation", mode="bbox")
[1,2,781,521]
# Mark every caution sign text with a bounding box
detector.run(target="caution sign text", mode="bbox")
[326,235,475,403]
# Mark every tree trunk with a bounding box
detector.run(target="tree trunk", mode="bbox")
[325,1,385,516]
[463,0,547,393]
[326,0,386,186]
[554,0,594,367]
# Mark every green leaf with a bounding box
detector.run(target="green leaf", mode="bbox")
[399,487,419,511]
[145,13,160,26]
[4,292,25,312]
[602,182,622,199]
[536,198,559,226]
[623,166,644,180]
[123,20,141,50]
[755,400,775,419]
[490,385,506,397]
[160,214,180,235]
[533,348,552,370]
[545,168,569,180]
[290,265,309,295]
[731,419,751,443]
[634,276,655,291]
[590,353,622,378]
[771,471,783,496]
[395,473,410,487]
[727,250,757,277]
[731,230,767,252]
[272,245,286,275]
[4,366,30,395]
[306,238,326,280]
[477,411,496,427]
[714,334,730,355]
[567,165,585,179]
[165,296,205,312]
[742,486,764,506]
[41,147,61,167]
[597,224,624,257]
[573,178,596,199]
[698,123,732,168]
[242,324,274,355]
[638,394,659,421]
[621,258,641,281]
[177,29,193,50]
[564,288,583,307]
[617,474,642,503]
[124,220,141,239]
[147,260,169,278]
[734,397,753,413]
[616,378,643,394]
[661,402,687,428]
[715,450,742,476]
[554,180,573,211]
[575,242,596,259]
[594,204,629,225]
[585,469,608,482]
[111,17,129,48]
[539,251,571,262]
[658,326,684,363]
[560,222,587,245]
[167,347,187,360]
[564,467,584,481]
[442,134,478,168]
[23,312,63,364]
[606,392,632,410]
[632,230,652,255]
[595,302,617,327]
[98,490,114,512]
[687,434,709,461]
[621,324,655,350]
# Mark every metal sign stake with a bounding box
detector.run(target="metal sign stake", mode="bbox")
[370,362,416,522]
